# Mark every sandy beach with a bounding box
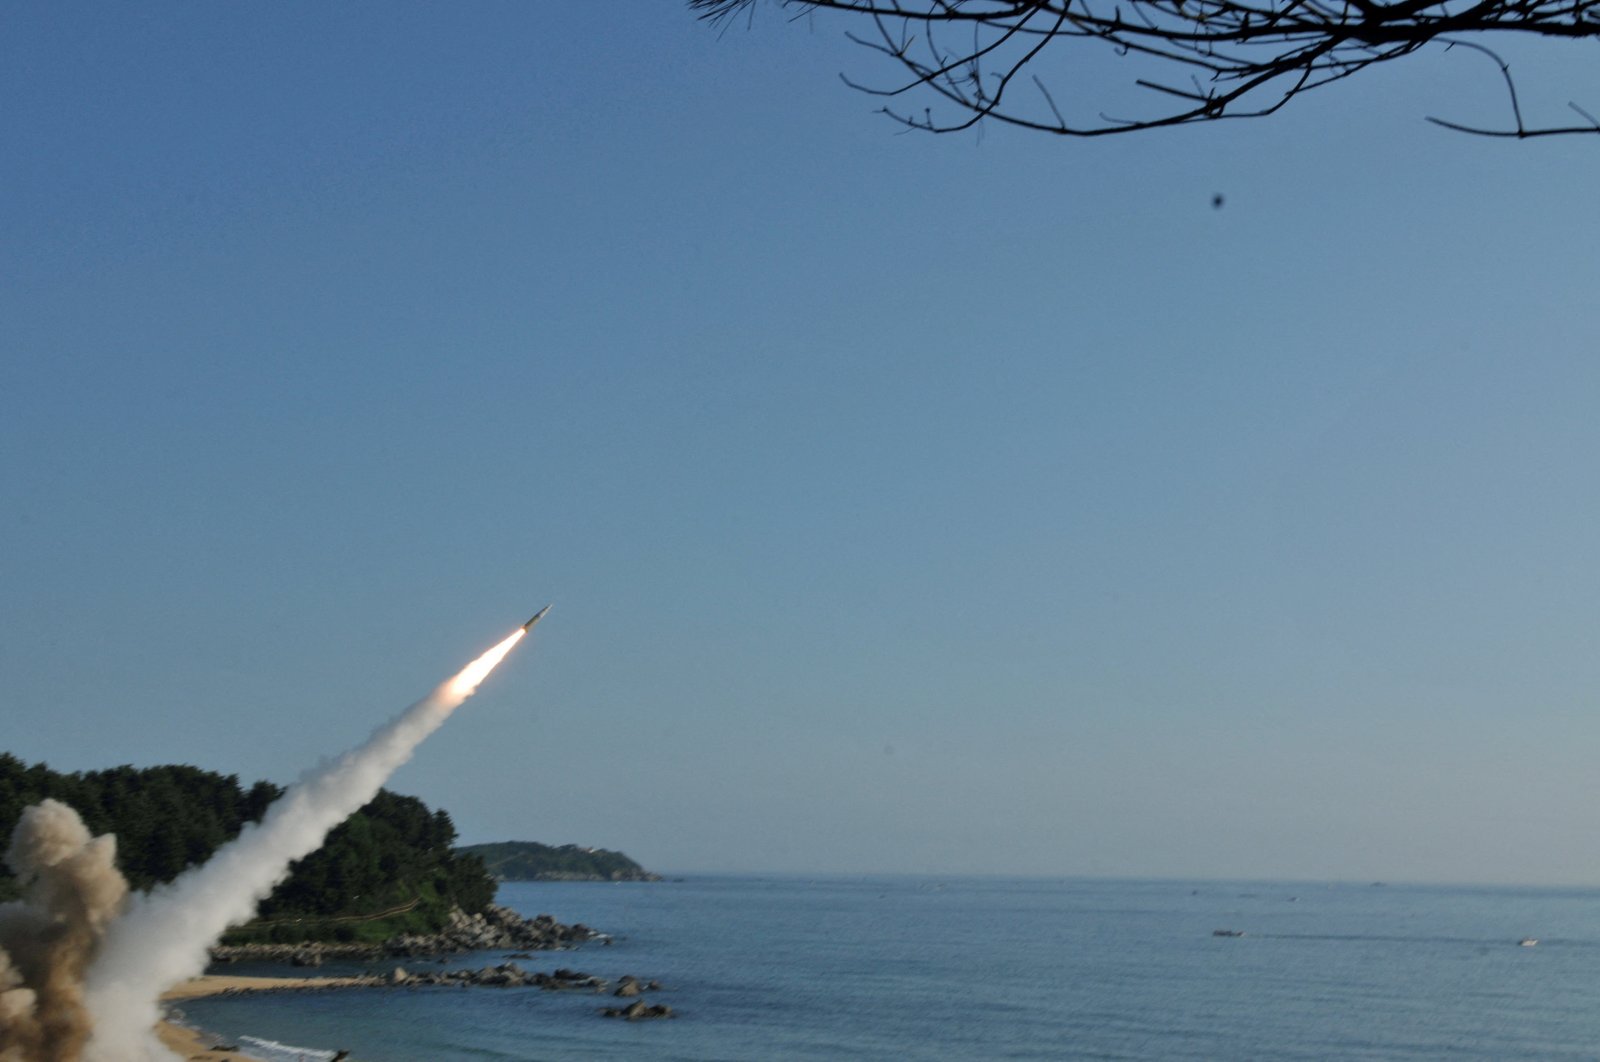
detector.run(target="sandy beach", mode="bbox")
[158,975,368,1060]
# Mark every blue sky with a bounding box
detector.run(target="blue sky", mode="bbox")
[4,2,1599,882]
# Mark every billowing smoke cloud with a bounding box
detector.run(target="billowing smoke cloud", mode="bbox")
[0,627,528,1060]
[0,800,129,1062]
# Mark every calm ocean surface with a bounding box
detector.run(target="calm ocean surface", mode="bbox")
[180,876,1600,1060]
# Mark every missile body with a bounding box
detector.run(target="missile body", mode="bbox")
[523,605,552,631]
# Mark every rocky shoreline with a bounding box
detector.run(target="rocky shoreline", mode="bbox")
[186,965,676,1021]
[210,904,603,966]
[198,904,676,1027]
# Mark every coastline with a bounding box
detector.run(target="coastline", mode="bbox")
[158,975,366,1061]
[152,904,595,1059]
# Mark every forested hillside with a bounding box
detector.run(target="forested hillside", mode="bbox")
[0,753,494,942]
[457,840,659,882]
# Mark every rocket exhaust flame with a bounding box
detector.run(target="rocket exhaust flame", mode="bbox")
[64,617,546,1061]
[443,628,525,701]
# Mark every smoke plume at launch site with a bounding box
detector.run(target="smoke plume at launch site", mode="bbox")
[0,624,530,1061]
[0,801,128,1062]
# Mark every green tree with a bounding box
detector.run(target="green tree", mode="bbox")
[0,755,497,938]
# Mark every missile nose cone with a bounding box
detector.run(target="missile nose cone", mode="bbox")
[522,605,552,631]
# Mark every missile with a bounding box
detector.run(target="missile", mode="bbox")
[522,605,552,632]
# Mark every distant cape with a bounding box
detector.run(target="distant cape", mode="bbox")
[456,841,660,882]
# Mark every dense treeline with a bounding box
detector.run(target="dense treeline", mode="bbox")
[248,789,496,942]
[0,753,494,942]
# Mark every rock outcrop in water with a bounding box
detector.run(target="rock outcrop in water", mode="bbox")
[612,975,662,997]
[391,962,608,990]
[600,999,674,1020]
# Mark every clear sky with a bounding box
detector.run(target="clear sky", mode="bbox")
[4,2,1598,884]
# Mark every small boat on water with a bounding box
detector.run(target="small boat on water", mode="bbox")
[1212,929,1245,938]
[1519,938,1538,947]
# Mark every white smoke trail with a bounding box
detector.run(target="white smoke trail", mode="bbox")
[81,627,527,1060]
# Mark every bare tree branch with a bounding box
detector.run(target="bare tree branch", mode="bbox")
[690,0,1600,137]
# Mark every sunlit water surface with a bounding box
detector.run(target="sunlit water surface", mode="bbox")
[180,876,1600,1059]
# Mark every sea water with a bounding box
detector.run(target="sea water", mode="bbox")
[179,877,1600,1059]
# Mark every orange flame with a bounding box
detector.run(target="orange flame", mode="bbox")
[443,627,527,701]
